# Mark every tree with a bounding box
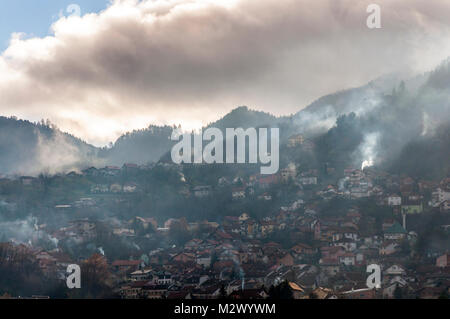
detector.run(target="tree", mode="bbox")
[72,253,111,298]
[168,219,192,246]
[268,281,293,299]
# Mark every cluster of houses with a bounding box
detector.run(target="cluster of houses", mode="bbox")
[108,214,450,299]
[24,194,448,299]
[1,156,449,299]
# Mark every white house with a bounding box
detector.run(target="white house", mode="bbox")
[387,195,402,206]
[384,264,406,276]
[339,253,356,266]
[430,188,450,207]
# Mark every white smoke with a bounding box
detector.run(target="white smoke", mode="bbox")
[0,216,58,248]
[359,132,380,170]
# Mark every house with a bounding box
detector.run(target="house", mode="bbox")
[120,282,146,299]
[277,253,294,266]
[123,183,138,193]
[130,269,152,281]
[196,254,212,268]
[384,264,406,276]
[332,239,357,252]
[299,177,318,186]
[387,195,402,206]
[102,166,121,176]
[379,242,399,256]
[258,174,279,189]
[383,222,407,240]
[232,187,246,200]
[112,260,142,272]
[20,176,36,186]
[430,188,450,207]
[218,177,230,187]
[193,186,212,198]
[436,253,450,268]
[90,184,109,193]
[258,193,272,201]
[110,183,122,193]
[287,134,304,148]
[142,284,169,299]
[331,229,358,242]
[401,201,423,214]
[173,253,195,264]
[339,253,356,266]
[152,271,173,285]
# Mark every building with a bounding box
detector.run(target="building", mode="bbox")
[287,134,304,148]
[193,186,212,198]
[299,177,318,186]
[387,195,402,206]
[383,222,407,240]
[430,188,450,207]
[130,269,152,281]
[401,202,423,214]
[436,253,450,268]
[232,187,246,200]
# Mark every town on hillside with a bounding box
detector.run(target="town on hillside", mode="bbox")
[0,136,449,299]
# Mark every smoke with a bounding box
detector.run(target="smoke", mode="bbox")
[293,105,337,136]
[0,215,58,248]
[17,129,105,176]
[358,132,380,170]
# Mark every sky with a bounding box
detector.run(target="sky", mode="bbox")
[0,1,109,50]
[1,0,450,146]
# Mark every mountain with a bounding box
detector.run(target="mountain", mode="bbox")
[206,106,280,130]
[1,59,449,177]
[390,122,450,179]
[100,125,175,166]
[0,117,100,176]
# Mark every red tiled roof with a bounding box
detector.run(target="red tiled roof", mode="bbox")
[112,260,142,267]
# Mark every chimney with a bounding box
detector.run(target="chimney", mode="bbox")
[402,213,407,231]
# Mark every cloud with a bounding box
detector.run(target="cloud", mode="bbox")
[1,0,450,146]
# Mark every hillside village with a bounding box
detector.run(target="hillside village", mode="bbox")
[0,134,449,299]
